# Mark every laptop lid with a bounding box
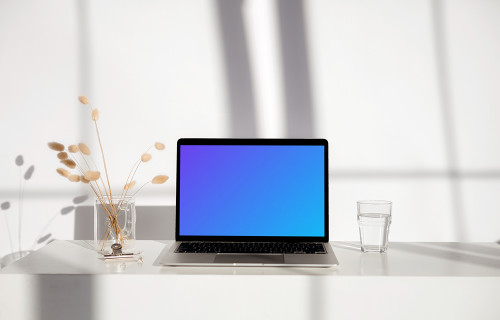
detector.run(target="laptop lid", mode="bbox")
[175,138,329,243]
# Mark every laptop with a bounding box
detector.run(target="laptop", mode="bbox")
[157,138,339,267]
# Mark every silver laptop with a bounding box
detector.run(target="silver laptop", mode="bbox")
[157,138,338,267]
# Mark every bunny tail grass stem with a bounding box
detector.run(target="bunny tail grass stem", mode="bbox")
[116,144,154,209]
[104,218,124,248]
[91,185,115,223]
[89,184,119,239]
[90,177,109,209]
[90,108,115,215]
[97,180,117,237]
[123,145,152,192]
[90,181,126,250]
[97,177,111,208]
[78,150,93,172]
[88,155,112,207]
[87,114,113,211]
[100,213,125,250]
[88,156,101,175]
[122,145,152,190]
[101,227,112,250]
[93,192,126,249]
[130,181,151,199]
[128,160,142,188]
[117,160,142,209]
[118,159,141,204]
[69,154,85,174]
[96,201,119,249]
[69,155,90,182]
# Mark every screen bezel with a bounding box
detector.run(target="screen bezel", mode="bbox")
[175,138,329,242]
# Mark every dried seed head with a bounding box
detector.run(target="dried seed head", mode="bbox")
[155,142,165,150]
[68,174,81,182]
[48,142,65,152]
[68,145,79,153]
[124,181,136,190]
[56,168,71,177]
[57,152,68,160]
[78,143,91,155]
[60,159,76,169]
[80,176,90,184]
[92,109,99,121]
[78,96,89,104]
[141,153,152,162]
[84,170,100,181]
[152,175,169,184]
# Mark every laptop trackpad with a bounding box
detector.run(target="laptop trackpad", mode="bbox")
[214,254,284,264]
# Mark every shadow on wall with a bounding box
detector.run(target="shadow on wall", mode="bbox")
[216,0,257,138]
[74,206,176,240]
[216,0,315,138]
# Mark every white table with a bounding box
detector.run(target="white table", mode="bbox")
[1,240,500,320]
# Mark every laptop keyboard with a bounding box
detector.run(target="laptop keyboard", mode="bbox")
[175,242,326,254]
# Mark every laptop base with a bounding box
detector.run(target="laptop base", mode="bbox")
[157,242,339,267]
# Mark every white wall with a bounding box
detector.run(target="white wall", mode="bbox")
[1,0,500,259]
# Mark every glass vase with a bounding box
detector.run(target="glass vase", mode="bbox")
[94,196,136,252]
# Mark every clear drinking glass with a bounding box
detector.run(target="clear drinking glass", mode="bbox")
[94,196,136,252]
[357,200,392,253]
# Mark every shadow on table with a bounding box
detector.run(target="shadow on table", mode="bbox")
[33,204,175,320]
[390,242,500,269]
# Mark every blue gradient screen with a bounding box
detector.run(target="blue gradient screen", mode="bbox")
[178,145,325,237]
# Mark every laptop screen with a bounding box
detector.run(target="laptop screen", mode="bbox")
[176,139,329,241]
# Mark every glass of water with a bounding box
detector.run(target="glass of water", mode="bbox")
[357,200,392,253]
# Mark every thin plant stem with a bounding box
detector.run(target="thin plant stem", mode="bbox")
[93,192,121,249]
[117,145,151,208]
[91,184,112,218]
[117,161,141,210]
[84,154,112,204]
[131,181,151,198]
[98,177,111,204]
[117,145,153,209]
[101,226,112,250]
[74,152,111,217]
[89,156,100,172]
[100,200,127,250]
[86,172,109,211]
[118,159,140,201]
[91,186,126,249]
[128,146,153,185]
[91,186,120,235]
[68,154,82,172]
[87,103,115,224]
[78,151,92,172]
[89,182,116,233]
[92,120,113,205]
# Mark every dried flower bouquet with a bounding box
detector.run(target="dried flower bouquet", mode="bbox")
[48,96,168,251]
